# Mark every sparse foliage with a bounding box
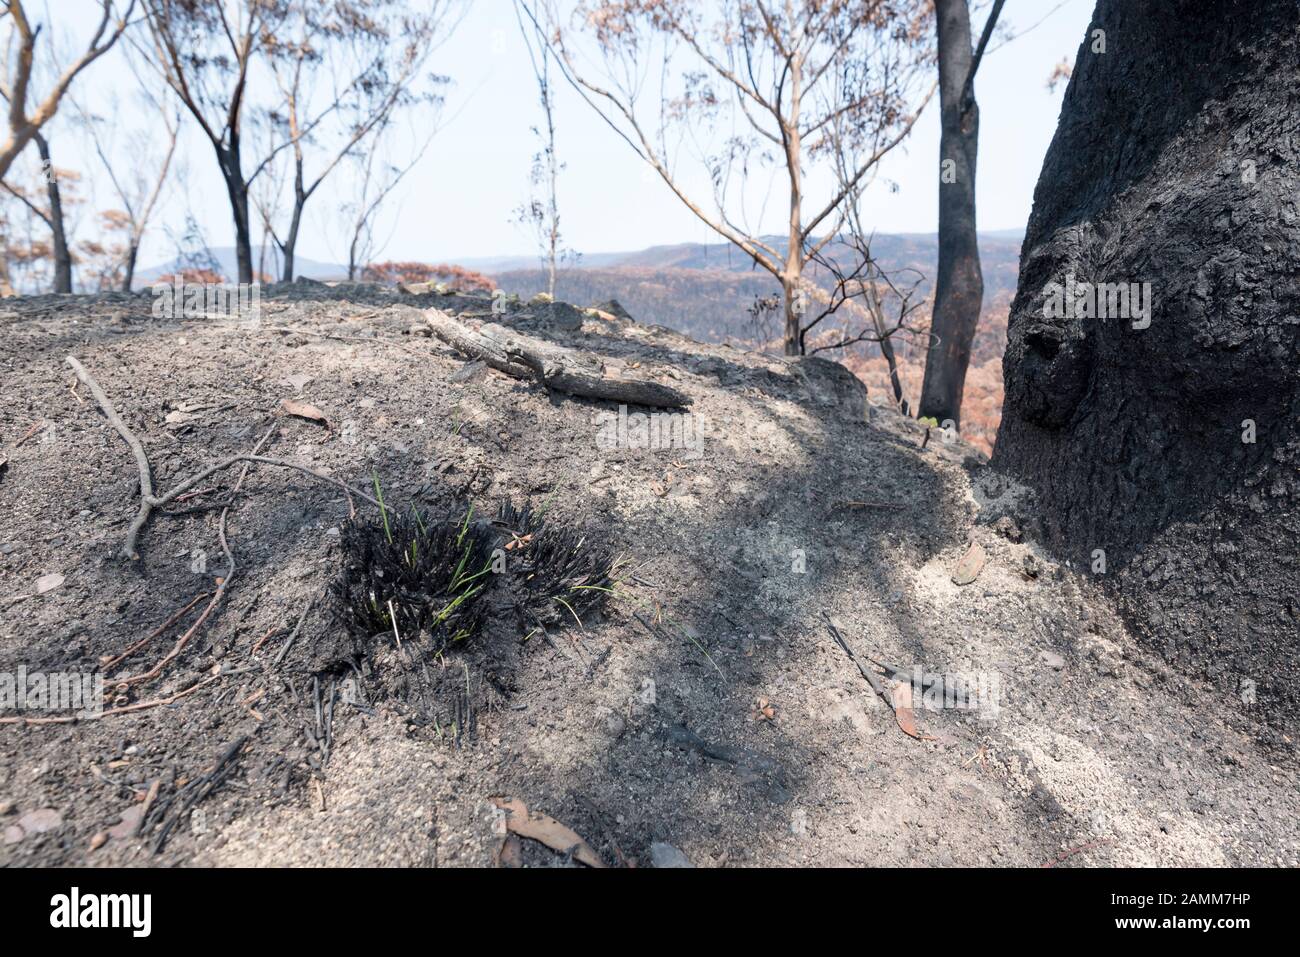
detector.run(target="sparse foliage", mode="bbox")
[529,0,936,355]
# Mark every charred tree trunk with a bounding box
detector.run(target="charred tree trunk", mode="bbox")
[35,133,72,294]
[993,0,1300,732]
[918,0,990,428]
[121,240,139,292]
[215,139,254,285]
[280,156,307,283]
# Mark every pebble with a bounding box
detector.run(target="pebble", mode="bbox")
[17,808,62,833]
[1041,651,1066,671]
[649,842,693,868]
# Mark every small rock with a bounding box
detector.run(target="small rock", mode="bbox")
[649,842,693,868]
[3,825,22,845]
[17,807,62,833]
[89,831,108,851]
[108,804,146,840]
[593,299,634,321]
[1041,651,1066,671]
[1023,554,1041,579]
[604,713,627,738]
[0,799,13,816]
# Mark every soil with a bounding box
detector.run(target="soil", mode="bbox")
[1,284,1296,867]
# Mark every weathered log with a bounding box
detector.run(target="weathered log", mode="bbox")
[425,308,692,408]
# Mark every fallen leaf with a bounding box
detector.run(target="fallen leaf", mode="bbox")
[496,833,524,868]
[503,533,532,551]
[490,797,605,868]
[280,398,330,430]
[35,573,64,594]
[891,682,936,742]
[951,541,986,586]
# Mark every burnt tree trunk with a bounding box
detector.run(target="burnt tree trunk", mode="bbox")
[918,0,986,428]
[121,240,139,293]
[215,138,254,285]
[280,154,307,283]
[993,0,1300,731]
[35,133,72,294]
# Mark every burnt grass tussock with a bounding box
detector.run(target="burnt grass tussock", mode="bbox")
[332,493,615,658]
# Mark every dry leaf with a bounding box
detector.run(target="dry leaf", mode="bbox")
[891,682,936,741]
[280,398,330,430]
[951,541,986,586]
[496,833,524,868]
[490,796,605,868]
[750,695,776,722]
[35,573,64,594]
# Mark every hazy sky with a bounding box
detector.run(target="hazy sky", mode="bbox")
[43,0,1094,270]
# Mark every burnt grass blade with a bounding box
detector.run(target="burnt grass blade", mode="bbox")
[494,500,615,622]
[332,496,615,657]
[333,503,494,650]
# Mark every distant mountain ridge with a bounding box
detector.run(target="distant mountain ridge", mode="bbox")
[135,230,1024,292]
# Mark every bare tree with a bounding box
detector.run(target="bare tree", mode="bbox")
[916,0,1003,428]
[0,0,135,181]
[513,0,567,298]
[529,0,934,355]
[141,0,290,285]
[259,0,458,282]
[336,122,435,281]
[72,58,181,291]
[0,129,64,289]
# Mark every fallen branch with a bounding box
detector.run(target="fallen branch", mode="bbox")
[424,308,692,409]
[65,356,383,559]
[100,591,212,672]
[66,357,154,561]
[0,672,222,726]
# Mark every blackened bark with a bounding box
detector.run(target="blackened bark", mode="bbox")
[35,133,72,293]
[280,155,307,283]
[918,0,985,428]
[993,0,1300,731]
[215,139,254,285]
[122,241,139,292]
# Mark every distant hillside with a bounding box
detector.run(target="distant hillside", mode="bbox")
[492,231,1021,455]
[492,231,1022,341]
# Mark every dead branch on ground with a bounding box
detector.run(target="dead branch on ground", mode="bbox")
[65,356,383,560]
[424,308,692,409]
